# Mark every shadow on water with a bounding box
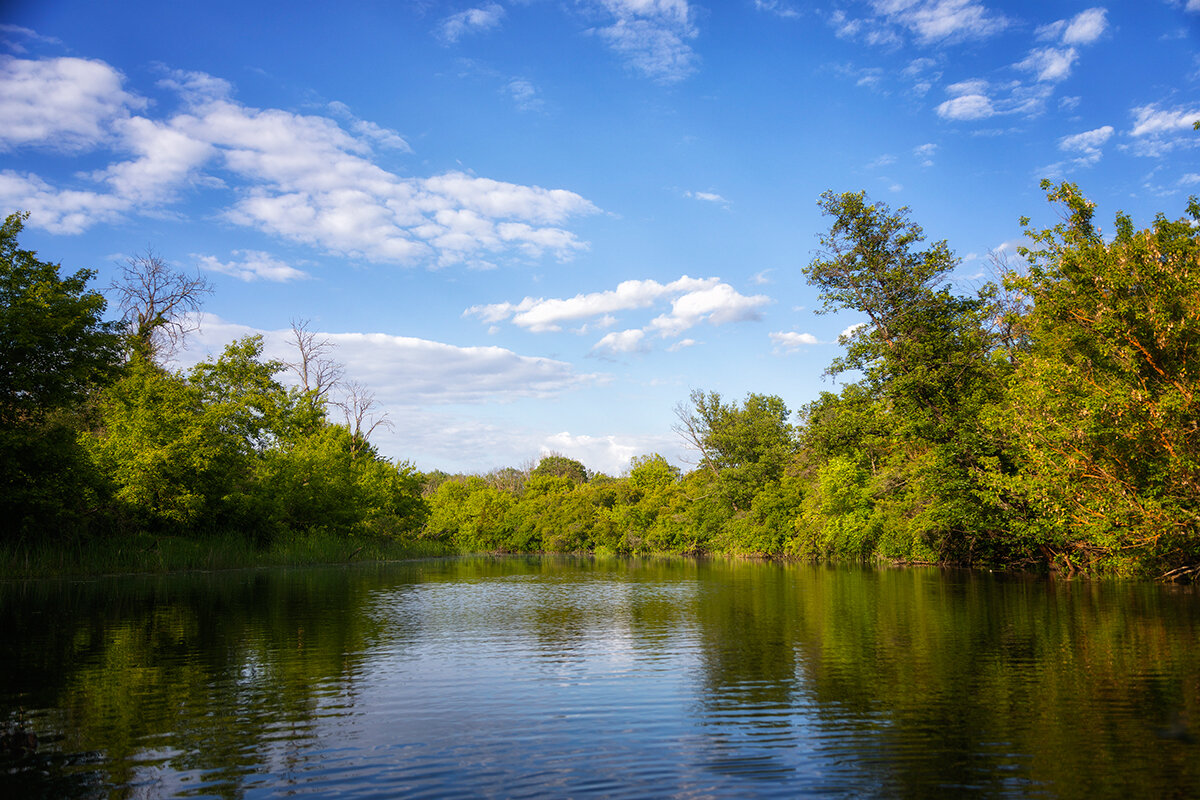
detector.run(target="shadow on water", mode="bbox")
[1,557,1197,798]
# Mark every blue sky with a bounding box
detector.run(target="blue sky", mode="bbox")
[2,1,1199,475]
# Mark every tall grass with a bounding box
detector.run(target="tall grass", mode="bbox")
[0,531,457,579]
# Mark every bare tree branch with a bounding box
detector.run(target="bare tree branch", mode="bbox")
[286,318,344,404]
[109,249,212,360]
[336,379,393,455]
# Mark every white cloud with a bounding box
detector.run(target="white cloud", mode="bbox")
[0,56,144,151]
[866,153,896,168]
[1180,173,1200,186]
[180,313,601,407]
[467,274,770,349]
[593,0,699,83]
[686,190,728,205]
[1016,47,1078,83]
[1130,104,1200,137]
[769,331,818,352]
[837,0,1008,47]
[438,3,506,44]
[754,0,801,19]
[936,77,1057,121]
[914,142,937,166]
[195,250,308,282]
[937,92,994,120]
[593,328,647,354]
[1062,8,1108,46]
[1020,9,1105,84]
[1058,125,1113,165]
[840,322,868,340]
[646,282,770,336]
[541,431,681,477]
[505,79,543,112]
[466,275,714,332]
[0,57,599,266]
[0,170,128,234]
[328,101,412,152]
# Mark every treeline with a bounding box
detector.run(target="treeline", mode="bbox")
[2,181,1198,578]
[419,183,1200,580]
[0,212,428,554]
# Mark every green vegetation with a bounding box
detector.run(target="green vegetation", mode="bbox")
[2,181,1198,578]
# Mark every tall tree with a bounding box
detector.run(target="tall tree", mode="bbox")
[803,191,1011,560]
[0,213,123,539]
[1004,182,1200,577]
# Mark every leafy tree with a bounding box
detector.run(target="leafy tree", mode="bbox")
[0,213,123,539]
[675,390,796,511]
[190,335,320,454]
[0,213,123,425]
[87,355,238,530]
[1002,182,1200,576]
[803,191,1012,560]
[530,453,589,485]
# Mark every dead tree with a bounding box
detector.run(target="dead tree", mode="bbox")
[286,318,344,407]
[109,249,212,360]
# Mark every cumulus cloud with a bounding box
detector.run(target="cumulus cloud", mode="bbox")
[593,328,647,355]
[0,55,144,151]
[914,142,937,166]
[195,250,308,282]
[467,274,770,351]
[0,56,599,267]
[769,331,818,352]
[0,170,128,234]
[592,0,699,83]
[647,281,769,336]
[438,3,506,44]
[466,275,714,332]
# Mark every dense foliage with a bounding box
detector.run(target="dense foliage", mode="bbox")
[0,213,427,553]
[3,182,1198,579]
[418,185,1200,580]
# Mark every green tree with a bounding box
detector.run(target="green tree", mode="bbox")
[675,390,796,511]
[1002,182,1200,576]
[803,191,1012,561]
[87,355,238,530]
[530,453,589,484]
[0,213,123,539]
[0,213,122,425]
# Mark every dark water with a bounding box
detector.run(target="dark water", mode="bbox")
[1,557,1198,799]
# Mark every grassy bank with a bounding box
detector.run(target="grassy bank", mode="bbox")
[0,532,457,579]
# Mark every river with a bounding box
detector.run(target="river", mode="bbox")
[1,556,1197,798]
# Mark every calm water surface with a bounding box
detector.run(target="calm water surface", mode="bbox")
[1,557,1198,798]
